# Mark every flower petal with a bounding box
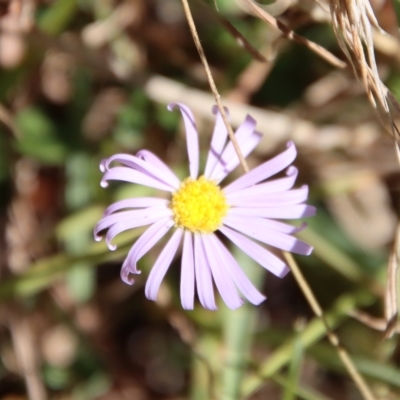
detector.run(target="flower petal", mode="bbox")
[213,132,263,184]
[101,167,174,192]
[194,234,216,310]
[224,215,313,255]
[224,141,297,194]
[101,153,179,190]
[227,186,309,207]
[224,214,304,235]
[180,231,195,310]
[105,208,172,250]
[225,166,298,199]
[145,228,183,301]
[94,206,170,240]
[204,106,229,178]
[208,234,266,305]
[209,115,261,182]
[136,150,181,188]
[103,197,169,216]
[120,217,174,284]
[228,204,316,219]
[202,235,243,309]
[168,103,199,179]
[220,225,289,278]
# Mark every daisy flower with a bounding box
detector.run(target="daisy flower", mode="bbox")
[94,103,315,310]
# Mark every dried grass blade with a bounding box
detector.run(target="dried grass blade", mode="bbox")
[384,223,400,339]
[215,16,267,62]
[197,0,267,62]
[348,310,400,334]
[242,0,347,69]
[329,0,400,143]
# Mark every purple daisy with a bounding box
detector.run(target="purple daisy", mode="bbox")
[94,103,315,310]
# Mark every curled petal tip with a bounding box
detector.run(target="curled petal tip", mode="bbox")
[107,243,117,251]
[99,159,107,173]
[306,246,314,256]
[94,234,102,242]
[123,276,135,285]
[293,222,308,234]
[167,103,177,112]
[307,206,317,217]
[286,140,295,148]
[136,150,145,159]
[100,180,108,188]
[286,166,298,176]
[121,268,135,285]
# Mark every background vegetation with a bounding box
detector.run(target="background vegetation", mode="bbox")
[0,0,399,399]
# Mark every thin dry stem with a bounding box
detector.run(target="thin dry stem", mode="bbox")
[197,0,267,62]
[284,252,376,400]
[242,0,347,69]
[180,0,249,173]
[349,310,400,334]
[384,223,400,339]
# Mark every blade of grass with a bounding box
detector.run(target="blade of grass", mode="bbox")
[282,321,305,400]
[220,249,265,400]
[0,229,141,301]
[309,342,400,388]
[190,333,219,400]
[242,289,374,397]
[273,374,332,400]
[39,0,78,35]
[283,252,376,400]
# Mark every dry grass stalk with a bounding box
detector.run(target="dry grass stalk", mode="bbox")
[384,223,400,338]
[329,0,400,141]
[180,0,250,173]
[284,252,376,400]
[241,0,347,69]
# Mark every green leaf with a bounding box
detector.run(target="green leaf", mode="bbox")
[38,0,78,35]
[15,107,67,164]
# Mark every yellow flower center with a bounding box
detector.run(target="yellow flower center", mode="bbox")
[171,176,229,233]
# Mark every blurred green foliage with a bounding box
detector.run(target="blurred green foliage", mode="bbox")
[0,0,399,399]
